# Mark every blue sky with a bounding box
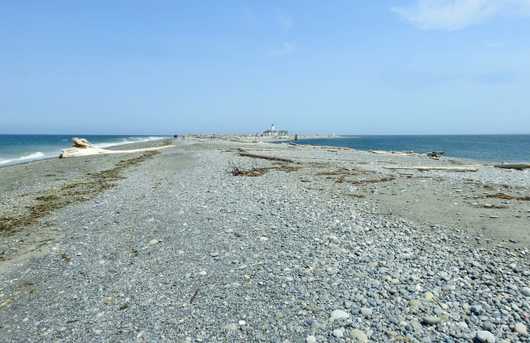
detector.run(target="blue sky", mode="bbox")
[1,0,530,135]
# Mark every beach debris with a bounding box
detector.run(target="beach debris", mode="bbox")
[60,137,175,158]
[238,149,295,163]
[383,166,479,172]
[427,151,445,160]
[482,204,508,209]
[485,193,530,201]
[350,176,396,185]
[0,152,159,233]
[495,163,530,171]
[231,167,266,177]
[370,150,416,157]
[190,288,200,304]
[72,137,92,148]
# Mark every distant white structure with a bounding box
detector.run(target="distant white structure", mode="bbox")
[261,123,288,137]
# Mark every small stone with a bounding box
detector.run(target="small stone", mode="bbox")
[306,335,317,343]
[102,297,113,305]
[349,329,368,343]
[422,316,441,326]
[410,319,422,332]
[223,323,239,332]
[199,270,207,276]
[475,330,496,343]
[332,328,344,338]
[330,309,349,321]
[521,287,530,297]
[456,321,468,330]
[238,320,246,326]
[148,239,160,245]
[470,304,483,315]
[360,307,373,317]
[514,323,527,335]
[424,291,434,301]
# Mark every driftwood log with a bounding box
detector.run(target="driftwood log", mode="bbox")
[384,166,479,172]
[72,137,91,148]
[239,151,295,163]
[60,138,174,158]
[370,150,416,157]
[494,163,530,171]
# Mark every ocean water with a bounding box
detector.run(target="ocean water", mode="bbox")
[295,135,530,163]
[0,135,168,166]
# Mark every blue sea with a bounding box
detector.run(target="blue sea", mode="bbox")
[0,135,168,167]
[295,135,530,163]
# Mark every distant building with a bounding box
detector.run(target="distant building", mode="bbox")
[261,123,288,137]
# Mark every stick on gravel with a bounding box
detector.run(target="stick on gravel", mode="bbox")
[239,151,295,163]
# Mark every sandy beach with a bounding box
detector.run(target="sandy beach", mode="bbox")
[0,137,529,342]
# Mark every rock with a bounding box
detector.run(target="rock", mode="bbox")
[223,323,239,332]
[349,329,368,343]
[306,335,317,343]
[330,309,350,321]
[148,239,160,246]
[470,304,483,315]
[521,287,530,297]
[475,330,496,343]
[102,297,113,305]
[332,328,344,338]
[422,316,442,326]
[424,291,434,301]
[514,323,527,335]
[360,307,373,317]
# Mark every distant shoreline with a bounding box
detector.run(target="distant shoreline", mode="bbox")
[0,136,170,168]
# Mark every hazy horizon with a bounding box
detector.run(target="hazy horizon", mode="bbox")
[2,1,530,135]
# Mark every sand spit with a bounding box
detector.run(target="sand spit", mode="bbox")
[0,137,528,342]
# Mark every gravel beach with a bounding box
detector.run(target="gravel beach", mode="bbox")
[0,137,529,342]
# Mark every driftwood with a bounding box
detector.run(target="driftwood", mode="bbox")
[370,150,416,157]
[383,166,479,172]
[494,163,530,171]
[239,151,294,163]
[60,138,174,158]
[427,151,445,160]
[72,137,91,148]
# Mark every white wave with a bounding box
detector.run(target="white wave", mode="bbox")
[0,152,47,166]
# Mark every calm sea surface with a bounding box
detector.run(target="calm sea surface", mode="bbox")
[0,135,167,166]
[295,135,530,163]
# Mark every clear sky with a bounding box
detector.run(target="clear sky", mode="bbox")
[1,0,530,135]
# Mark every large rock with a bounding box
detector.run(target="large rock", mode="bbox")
[475,330,495,343]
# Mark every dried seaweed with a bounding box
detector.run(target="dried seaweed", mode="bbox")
[485,193,530,201]
[0,151,159,233]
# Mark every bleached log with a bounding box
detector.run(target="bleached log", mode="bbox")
[59,145,175,159]
[383,166,479,172]
[370,150,416,157]
[72,138,91,148]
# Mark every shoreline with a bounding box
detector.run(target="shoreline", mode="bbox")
[0,136,171,169]
[0,136,529,342]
